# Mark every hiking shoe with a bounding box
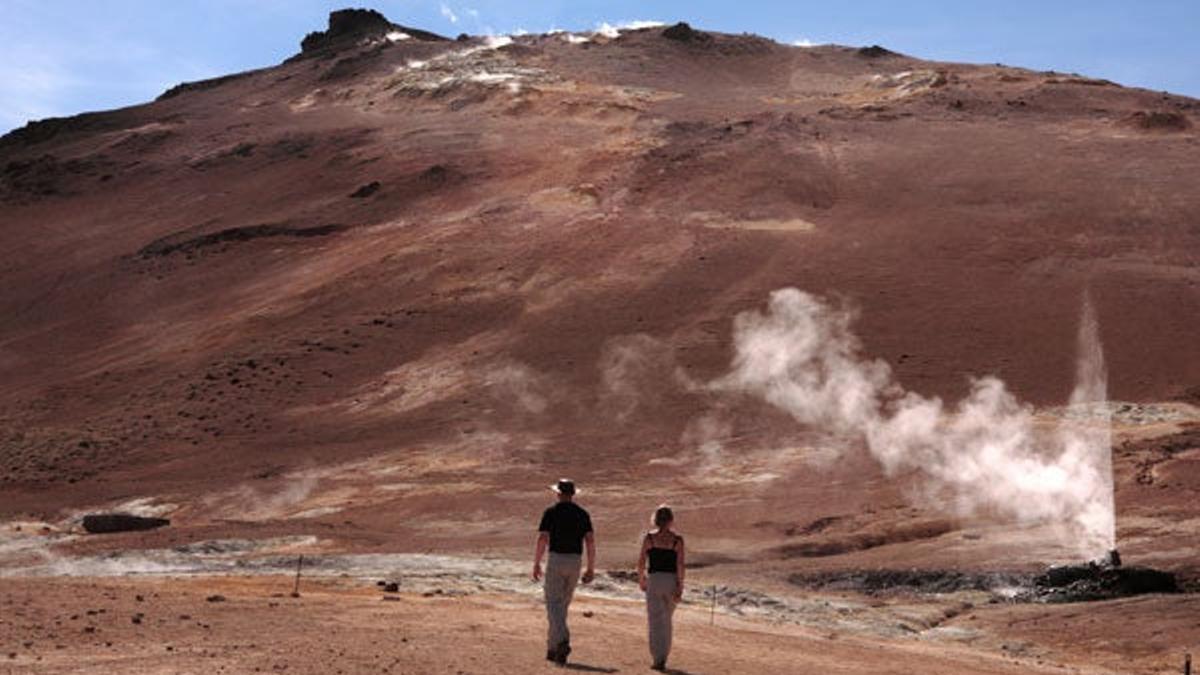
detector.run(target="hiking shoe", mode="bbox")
[651,660,666,671]
[553,641,571,665]
[546,650,556,661]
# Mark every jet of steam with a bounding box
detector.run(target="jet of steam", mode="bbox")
[718,288,1115,559]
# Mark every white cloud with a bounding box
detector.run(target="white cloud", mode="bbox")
[792,38,820,47]
[440,3,459,24]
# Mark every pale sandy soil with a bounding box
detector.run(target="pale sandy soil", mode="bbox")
[1,574,1195,675]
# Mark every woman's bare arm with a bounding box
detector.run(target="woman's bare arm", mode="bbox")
[637,533,650,589]
[675,536,685,598]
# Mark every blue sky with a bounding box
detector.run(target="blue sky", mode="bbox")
[2,0,1198,134]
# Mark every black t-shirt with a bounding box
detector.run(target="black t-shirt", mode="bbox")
[538,502,593,554]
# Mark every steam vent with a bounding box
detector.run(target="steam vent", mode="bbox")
[1,5,1198,673]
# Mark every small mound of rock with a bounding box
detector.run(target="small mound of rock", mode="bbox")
[790,568,1024,595]
[857,45,895,58]
[1023,564,1178,602]
[298,9,446,58]
[662,22,711,43]
[1123,110,1192,132]
[81,514,170,534]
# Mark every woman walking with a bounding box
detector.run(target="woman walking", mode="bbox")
[637,505,685,671]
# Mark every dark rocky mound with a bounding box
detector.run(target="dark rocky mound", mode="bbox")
[297,8,446,58]
[857,45,895,58]
[0,111,127,150]
[790,569,1025,595]
[2,154,115,203]
[349,181,381,198]
[662,22,711,43]
[791,560,1180,604]
[158,71,256,101]
[138,223,345,257]
[1123,110,1192,132]
[1023,563,1178,603]
[82,513,170,534]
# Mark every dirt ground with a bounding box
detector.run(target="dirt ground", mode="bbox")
[2,575,1194,675]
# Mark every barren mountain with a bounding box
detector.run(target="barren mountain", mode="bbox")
[1,11,1198,673]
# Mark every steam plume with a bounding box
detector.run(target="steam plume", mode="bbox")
[718,288,1115,559]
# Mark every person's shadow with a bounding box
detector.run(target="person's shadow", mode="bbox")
[563,665,698,675]
[563,664,618,673]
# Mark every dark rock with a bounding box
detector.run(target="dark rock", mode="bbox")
[383,582,400,593]
[1029,564,1177,602]
[298,9,447,58]
[606,570,638,583]
[857,45,894,58]
[206,595,226,603]
[791,568,1023,595]
[0,111,126,149]
[138,223,345,257]
[1124,110,1191,132]
[420,164,449,183]
[158,72,256,101]
[82,514,170,534]
[662,22,710,43]
[350,181,381,198]
[792,558,1178,604]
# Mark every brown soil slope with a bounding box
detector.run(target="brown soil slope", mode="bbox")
[1,14,1198,548]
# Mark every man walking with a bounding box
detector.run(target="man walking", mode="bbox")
[532,478,596,665]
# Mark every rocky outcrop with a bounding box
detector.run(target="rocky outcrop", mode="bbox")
[661,22,710,43]
[81,514,170,534]
[297,8,446,58]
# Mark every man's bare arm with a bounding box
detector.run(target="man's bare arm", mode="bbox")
[532,531,548,581]
[582,531,596,583]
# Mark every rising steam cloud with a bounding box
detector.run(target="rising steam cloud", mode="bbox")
[717,288,1115,559]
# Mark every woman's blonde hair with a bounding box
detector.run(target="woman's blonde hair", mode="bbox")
[652,504,674,528]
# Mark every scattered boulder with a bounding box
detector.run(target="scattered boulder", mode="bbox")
[662,22,710,43]
[81,514,170,534]
[383,582,400,593]
[206,595,227,603]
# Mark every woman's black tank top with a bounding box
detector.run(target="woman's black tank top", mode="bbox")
[647,533,679,573]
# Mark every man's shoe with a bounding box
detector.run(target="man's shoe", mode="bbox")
[651,660,666,671]
[553,641,571,665]
[546,650,556,661]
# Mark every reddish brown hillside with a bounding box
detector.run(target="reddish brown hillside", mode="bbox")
[1,12,1198,532]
